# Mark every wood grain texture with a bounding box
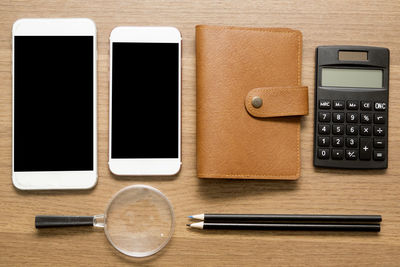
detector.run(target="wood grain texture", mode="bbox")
[1,0,399,266]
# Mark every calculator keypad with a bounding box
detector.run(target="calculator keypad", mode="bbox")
[316,100,387,164]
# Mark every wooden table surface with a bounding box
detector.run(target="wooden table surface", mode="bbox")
[1,0,400,266]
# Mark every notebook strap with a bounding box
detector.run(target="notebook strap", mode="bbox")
[244,86,309,118]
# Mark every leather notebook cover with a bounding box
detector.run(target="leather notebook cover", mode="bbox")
[196,25,308,180]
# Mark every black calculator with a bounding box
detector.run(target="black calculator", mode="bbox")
[313,46,389,169]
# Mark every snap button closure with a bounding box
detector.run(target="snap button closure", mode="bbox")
[251,96,263,108]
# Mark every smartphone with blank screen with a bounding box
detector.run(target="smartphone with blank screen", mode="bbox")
[12,19,97,189]
[108,27,181,175]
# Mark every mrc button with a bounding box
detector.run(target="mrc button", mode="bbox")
[319,100,331,109]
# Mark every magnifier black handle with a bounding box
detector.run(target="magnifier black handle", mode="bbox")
[35,215,94,228]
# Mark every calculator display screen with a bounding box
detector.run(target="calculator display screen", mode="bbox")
[321,68,383,88]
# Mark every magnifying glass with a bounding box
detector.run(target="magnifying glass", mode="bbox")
[35,185,175,258]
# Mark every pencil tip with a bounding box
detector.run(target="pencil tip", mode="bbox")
[188,216,193,219]
[186,224,191,227]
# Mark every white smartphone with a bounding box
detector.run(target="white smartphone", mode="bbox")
[109,27,181,175]
[12,18,97,190]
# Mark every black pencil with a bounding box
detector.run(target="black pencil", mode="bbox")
[186,222,380,232]
[189,213,382,223]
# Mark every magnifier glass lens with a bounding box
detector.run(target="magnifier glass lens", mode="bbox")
[105,185,174,257]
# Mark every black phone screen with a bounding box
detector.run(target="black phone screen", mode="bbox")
[111,42,179,159]
[13,36,94,172]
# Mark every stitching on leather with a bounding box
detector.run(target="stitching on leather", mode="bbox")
[247,102,307,116]
[297,32,301,87]
[198,173,298,178]
[295,33,301,178]
[197,25,301,35]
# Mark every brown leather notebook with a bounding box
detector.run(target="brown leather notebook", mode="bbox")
[196,25,309,180]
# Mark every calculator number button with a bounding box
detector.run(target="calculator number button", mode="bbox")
[373,138,385,148]
[333,100,345,110]
[346,113,358,123]
[346,137,358,148]
[332,125,344,135]
[346,100,358,110]
[332,112,344,123]
[332,137,344,147]
[360,101,372,111]
[332,149,344,160]
[318,112,331,122]
[346,125,358,135]
[374,114,386,124]
[318,124,330,135]
[318,149,330,159]
[319,100,331,109]
[360,114,372,124]
[360,126,372,136]
[374,102,386,111]
[359,138,372,161]
[374,126,385,136]
[345,150,358,160]
[318,137,330,147]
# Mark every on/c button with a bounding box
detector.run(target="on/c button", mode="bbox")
[374,102,386,111]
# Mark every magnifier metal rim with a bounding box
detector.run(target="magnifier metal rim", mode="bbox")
[103,184,175,258]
